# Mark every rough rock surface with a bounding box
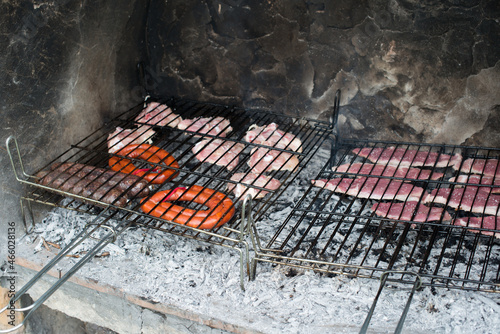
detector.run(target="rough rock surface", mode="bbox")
[147,0,500,145]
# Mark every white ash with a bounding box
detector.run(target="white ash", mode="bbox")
[20,145,500,334]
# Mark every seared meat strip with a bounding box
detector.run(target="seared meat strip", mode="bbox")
[177,116,232,137]
[135,102,182,127]
[192,139,244,171]
[372,201,451,222]
[352,146,462,168]
[448,175,500,194]
[227,172,281,200]
[454,158,500,178]
[453,216,500,238]
[423,187,500,216]
[332,162,444,181]
[311,177,425,202]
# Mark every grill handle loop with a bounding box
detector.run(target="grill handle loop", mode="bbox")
[359,270,422,334]
[6,135,30,181]
[0,209,119,333]
[328,90,341,169]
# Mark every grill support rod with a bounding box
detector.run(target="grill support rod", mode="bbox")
[0,210,124,334]
[359,271,422,334]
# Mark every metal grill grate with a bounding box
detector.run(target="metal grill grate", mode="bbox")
[250,139,500,292]
[6,96,332,294]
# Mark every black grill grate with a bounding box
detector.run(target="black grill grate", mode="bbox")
[251,139,500,292]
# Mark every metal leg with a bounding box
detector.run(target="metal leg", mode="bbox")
[0,208,124,333]
[359,271,422,334]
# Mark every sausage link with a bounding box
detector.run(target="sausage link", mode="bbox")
[36,169,128,207]
[109,144,179,184]
[50,162,150,197]
[140,185,235,229]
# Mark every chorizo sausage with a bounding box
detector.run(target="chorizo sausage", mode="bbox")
[109,144,179,184]
[140,185,235,229]
[36,170,128,207]
[50,162,150,197]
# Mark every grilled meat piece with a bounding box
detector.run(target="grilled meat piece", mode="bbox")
[423,187,500,216]
[244,123,302,152]
[352,146,462,168]
[248,147,299,173]
[371,201,452,222]
[36,170,128,207]
[177,116,232,137]
[227,172,281,200]
[311,177,425,202]
[332,162,444,181]
[135,102,182,127]
[107,126,156,154]
[453,216,500,238]
[192,139,244,171]
[454,158,500,178]
[50,162,150,198]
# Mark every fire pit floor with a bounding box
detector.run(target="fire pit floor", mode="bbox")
[14,204,500,334]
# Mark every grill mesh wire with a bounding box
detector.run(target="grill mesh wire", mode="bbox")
[253,139,500,292]
[19,98,500,293]
[22,97,330,250]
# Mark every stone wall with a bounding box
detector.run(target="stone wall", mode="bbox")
[146,0,500,146]
[0,0,146,242]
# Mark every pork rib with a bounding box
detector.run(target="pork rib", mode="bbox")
[227,172,281,200]
[177,116,232,137]
[244,123,303,152]
[423,187,500,216]
[135,102,182,128]
[311,177,425,202]
[192,139,244,171]
[453,216,500,238]
[332,162,444,181]
[372,201,452,222]
[352,146,462,168]
[454,158,500,178]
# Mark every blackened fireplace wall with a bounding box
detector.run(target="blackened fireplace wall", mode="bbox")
[1,0,500,245]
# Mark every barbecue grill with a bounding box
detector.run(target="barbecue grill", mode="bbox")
[3,92,332,331]
[249,133,500,293]
[3,89,500,333]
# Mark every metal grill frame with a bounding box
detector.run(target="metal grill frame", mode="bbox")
[249,132,500,293]
[3,95,334,331]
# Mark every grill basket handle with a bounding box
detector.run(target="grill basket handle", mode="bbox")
[359,270,422,334]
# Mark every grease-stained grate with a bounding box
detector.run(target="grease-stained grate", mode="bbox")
[251,140,500,292]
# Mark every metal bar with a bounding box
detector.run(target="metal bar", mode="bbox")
[359,271,422,334]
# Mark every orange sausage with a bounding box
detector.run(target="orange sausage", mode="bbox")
[109,144,179,184]
[140,185,235,229]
